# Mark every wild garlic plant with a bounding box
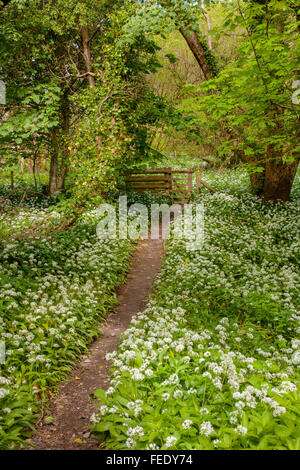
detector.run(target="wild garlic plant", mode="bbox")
[0,208,133,449]
[91,183,300,450]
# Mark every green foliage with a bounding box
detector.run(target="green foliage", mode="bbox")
[0,83,61,151]
[68,5,174,205]
[179,0,300,167]
[1,0,169,200]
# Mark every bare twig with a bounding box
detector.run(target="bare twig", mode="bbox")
[97,92,113,122]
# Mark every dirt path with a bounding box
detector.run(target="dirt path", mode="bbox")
[29,236,164,450]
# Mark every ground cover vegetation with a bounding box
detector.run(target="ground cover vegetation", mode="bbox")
[91,172,300,450]
[0,0,299,451]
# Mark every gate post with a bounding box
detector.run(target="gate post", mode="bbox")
[168,168,173,194]
[187,168,193,196]
[196,169,201,195]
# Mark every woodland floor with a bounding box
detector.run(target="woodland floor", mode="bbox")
[28,234,164,450]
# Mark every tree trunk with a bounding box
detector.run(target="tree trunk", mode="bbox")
[250,168,265,196]
[10,170,14,192]
[159,0,217,78]
[56,89,70,191]
[262,157,299,202]
[49,153,58,195]
[27,158,33,174]
[32,155,38,192]
[201,0,212,50]
[81,26,95,88]
[57,163,68,191]
[81,25,103,154]
[179,28,216,79]
[248,151,299,201]
[49,131,59,195]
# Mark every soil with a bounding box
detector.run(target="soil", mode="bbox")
[28,235,164,450]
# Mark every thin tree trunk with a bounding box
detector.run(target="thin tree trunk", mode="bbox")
[10,170,14,192]
[57,163,68,191]
[57,90,70,191]
[201,0,212,50]
[35,156,40,174]
[49,131,59,195]
[27,158,33,174]
[32,156,38,192]
[20,157,24,173]
[40,152,47,172]
[49,153,58,195]
[81,25,103,152]
[81,26,95,88]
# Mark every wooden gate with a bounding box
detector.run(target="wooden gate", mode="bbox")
[123,168,215,203]
[124,168,172,195]
[171,169,193,204]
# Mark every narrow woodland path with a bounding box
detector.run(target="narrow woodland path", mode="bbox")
[29,235,164,450]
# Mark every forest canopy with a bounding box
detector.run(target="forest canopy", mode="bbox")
[0,0,299,203]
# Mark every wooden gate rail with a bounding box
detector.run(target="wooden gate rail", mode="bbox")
[123,168,215,203]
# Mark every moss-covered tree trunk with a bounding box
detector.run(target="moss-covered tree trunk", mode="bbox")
[178,28,216,80]
[262,157,299,202]
[249,156,298,201]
